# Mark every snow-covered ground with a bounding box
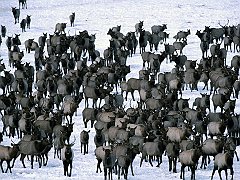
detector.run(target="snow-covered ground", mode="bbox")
[0,0,240,179]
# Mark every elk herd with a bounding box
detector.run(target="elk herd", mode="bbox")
[1,0,240,179]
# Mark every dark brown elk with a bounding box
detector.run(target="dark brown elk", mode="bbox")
[25,15,31,29]
[200,40,209,58]
[25,39,38,53]
[19,0,27,9]
[61,141,75,177]
[115,143,140,179]
[12,7,20,24]
[94,128,106,148]
[38,33,47,48]
[80,130,90,155]
[223,36,233,52]
[231,55,240,75]
[164,43,175,61]
[139,30,149,54]
[103,147,116,180]
[69,12,75,27]
[173,29,190,41]
[166,142,180,173]
[1,25,6,38]
[84,86,112,108]
[20,19,26,32]
[233,80,240,98]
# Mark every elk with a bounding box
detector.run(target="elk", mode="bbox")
[19,139,51,169]
[69,13,75,27]
[135,21,144,37]
[173,29,191,41]
[19,0,27,9]
[0,143,20,173]
[80,130,90,155]
[55,23,67,34]
[61,141,75,177]
[179,148,202,180]
[12,7,20,24]
[211,152,234,180]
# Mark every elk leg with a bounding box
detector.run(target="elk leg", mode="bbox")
[0,160,4,173]
[20,154,26,168]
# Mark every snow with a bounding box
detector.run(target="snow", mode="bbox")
[0,0,240,179]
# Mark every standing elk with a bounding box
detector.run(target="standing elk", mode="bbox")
[179,148,202,180]
[55,23,67,34]
[69,13,75,27]
[61,141,75,177]
[19,0,27,9]
[1,25,6,38]
[80,130,90,155]
[0,143,20,173]
[20,19,26,32]
[211,152,234,180]
[26,15,31,29]
[135,21,144,37]
[12,7,20,24]
[173,29,191,41]
[19,139,51,169]
[151,24,167,34]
